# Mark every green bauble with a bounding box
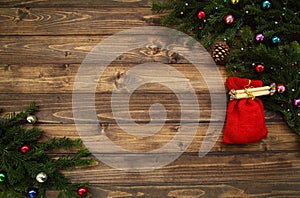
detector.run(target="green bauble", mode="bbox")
[0,173,5,182]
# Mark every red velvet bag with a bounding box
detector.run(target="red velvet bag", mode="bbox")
[223,77,268,144]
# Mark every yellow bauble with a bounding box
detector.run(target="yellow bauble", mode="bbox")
[231,0,239,4]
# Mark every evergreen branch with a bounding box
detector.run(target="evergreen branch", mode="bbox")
[152,0,300,136]
[0,102,39,129]
[152,1,174,13]
[0,102,94,197]
[39,138,83,151]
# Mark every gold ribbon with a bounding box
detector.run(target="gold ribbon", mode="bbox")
[244,89,255,100]
[245,79,251,88]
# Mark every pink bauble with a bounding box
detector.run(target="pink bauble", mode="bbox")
[277,84,286,93]
[255,34,265,42]
[224,14,234,24]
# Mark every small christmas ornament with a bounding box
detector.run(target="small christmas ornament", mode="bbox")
[0,173,5,182]
[20,144,30,153]
[211,42,230,64]
[255,64,265,73]
[224,14,234,24]
[262,0,271,9]
[231,0,239,4]
[277,84,286,93]
[197,10,206,20]
[255,33,265,42]
[294,99,300,107]
[27,188,38,198]
[27,115,37,124]
[272,36,281,44]
[77,186,88,197]
[36,172,47,183]
[0,129,3,136]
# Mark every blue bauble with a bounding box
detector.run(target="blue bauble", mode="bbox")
[0,129,3,136]
[262,0,271,9]
[28,188,38,198]
[272,36,281,44]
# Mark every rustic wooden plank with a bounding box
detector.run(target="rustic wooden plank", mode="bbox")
[0,63,225,93]
[0,0,152,8]
[0,35,212,64]
[0,7,157,35]
[45,182,300,197]
[63,151,300,185]
[38,122,300,153]
[0,36,95,64]
[0,93,223,123]
[0,93,283,124]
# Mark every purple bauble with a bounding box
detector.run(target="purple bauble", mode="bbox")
[255,34,264,42]
[294,98,300,107]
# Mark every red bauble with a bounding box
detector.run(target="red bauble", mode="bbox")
[20,145,30,153]
[255,64,264,73]
[197,10,206,20]
[277,84,286,93]
[224,14,234,24]
[77,186,88,197]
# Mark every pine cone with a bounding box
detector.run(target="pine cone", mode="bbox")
[211,42,230,65]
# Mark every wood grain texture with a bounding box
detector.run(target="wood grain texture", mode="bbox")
[0,0,299,197]
[0,63,225,93]
[0,93,284,124]
[0,7,156,35]
[45,182,300,198]
[0,0,152,8]
[60,151,300,186]
[0,35,211,64]
[37,123,300,153]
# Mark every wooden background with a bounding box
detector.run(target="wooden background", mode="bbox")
[0,0,300,197]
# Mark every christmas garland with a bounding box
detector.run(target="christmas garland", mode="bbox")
[0,102,93,198]
[152,0,300,137]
